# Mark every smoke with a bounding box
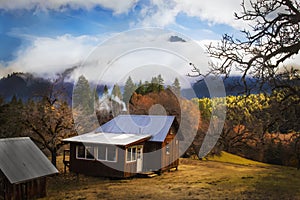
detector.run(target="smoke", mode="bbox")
[97,93,127,112]
[111,95,127,112]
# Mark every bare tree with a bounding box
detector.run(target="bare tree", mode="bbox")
[207,0,300,95]
[23,77,75,167]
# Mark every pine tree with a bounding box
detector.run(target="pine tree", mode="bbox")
[10,95,18,104]
[112,84,122,100]
[136,80,146,95]
[147,76,158,93]
[94,89,99,109]
[0,96,3,106]
[123,76,136,104]
[0,95,24,138]
[172,77,181,96]
[103,85,109,96]
[157,74,164,91]
[94,90,99,102]
[73,75,93,114]
[151,77,158,84]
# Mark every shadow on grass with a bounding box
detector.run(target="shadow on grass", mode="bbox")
[243,166,300,199]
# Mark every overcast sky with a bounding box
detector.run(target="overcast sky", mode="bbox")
[0,0,299,84]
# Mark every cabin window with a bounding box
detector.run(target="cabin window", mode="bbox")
[86,146,95,159]
[126,148,132,162]
[137,147,142,159]
[97,145,117,162]
[126,146,141,162]
[76,145,95,160]
[97,146,106,160]
[166,144,170,155]
[132,147,136,160]
[107,146,117,161]
[76,145,85,159]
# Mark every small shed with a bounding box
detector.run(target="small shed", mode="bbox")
[0,137,58,200]
[63,115,180,178]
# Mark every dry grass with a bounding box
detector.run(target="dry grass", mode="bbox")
[41,154,300,200]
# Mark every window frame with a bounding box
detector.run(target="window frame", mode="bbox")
[97,145,118,163]
[126,146,143,163]
[76,145,86,159]
[86,146,95,160]
[126,147,133,162]
[166,143,170,155]
[76,145,95,160]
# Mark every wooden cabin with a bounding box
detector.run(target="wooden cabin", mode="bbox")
[0,137,58,200]
[63,115,180,178]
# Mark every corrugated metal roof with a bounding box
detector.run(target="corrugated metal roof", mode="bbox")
[0,137,58,184]
[96,115,175,142]
[63,132,151,146]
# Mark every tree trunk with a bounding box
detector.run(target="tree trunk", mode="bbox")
[297,156,300,170]
[51,149,57,167]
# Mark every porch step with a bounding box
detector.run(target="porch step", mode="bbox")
[147,173,158,178]
[169,167,177,172]
[137,171,158,178]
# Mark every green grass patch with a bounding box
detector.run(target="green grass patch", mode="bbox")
[207,151,269,166]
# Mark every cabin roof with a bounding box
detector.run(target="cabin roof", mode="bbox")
[63,132,151,146]
[0,137,58,184]
[96,115,175,142]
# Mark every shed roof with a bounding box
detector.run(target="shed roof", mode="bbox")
[63,132,151,146]
[96,115,175,142]
[0,137,58,184]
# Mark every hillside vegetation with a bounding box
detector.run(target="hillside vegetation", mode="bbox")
[41,153,300,200]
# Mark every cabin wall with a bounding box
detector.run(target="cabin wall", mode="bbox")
[0,172,46,200]
[143,129,179,173]
[143,142,162,172]
[67,124,179,177]
[69,143,137,178]
[161,132,179,172]
[123,162,137,177]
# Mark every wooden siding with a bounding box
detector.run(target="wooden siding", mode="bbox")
[0,172,47,200]
[143,129,179,173]
[143,142,162,172]
[124,162,137,178]
[69,143,138,178]
[161,131,179,172]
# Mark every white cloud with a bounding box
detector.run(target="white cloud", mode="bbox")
[1,29,210,84]
[282,54,300,69]
[71,28,210,88]
[2,34,102,77]
[174,0,244,28]
[135,0,246,30]
[0,0,139,14]
[3,32,297,81]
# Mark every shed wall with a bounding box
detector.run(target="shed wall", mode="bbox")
[0,172,46,200]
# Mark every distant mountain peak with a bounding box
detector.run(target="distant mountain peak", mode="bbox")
[169,35,186,43]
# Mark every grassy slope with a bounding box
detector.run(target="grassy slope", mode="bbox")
[206,151,268,166]
[41,153,300,200]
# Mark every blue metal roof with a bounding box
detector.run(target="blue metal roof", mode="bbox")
[96,115,175,142]
[0,137,58,184]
